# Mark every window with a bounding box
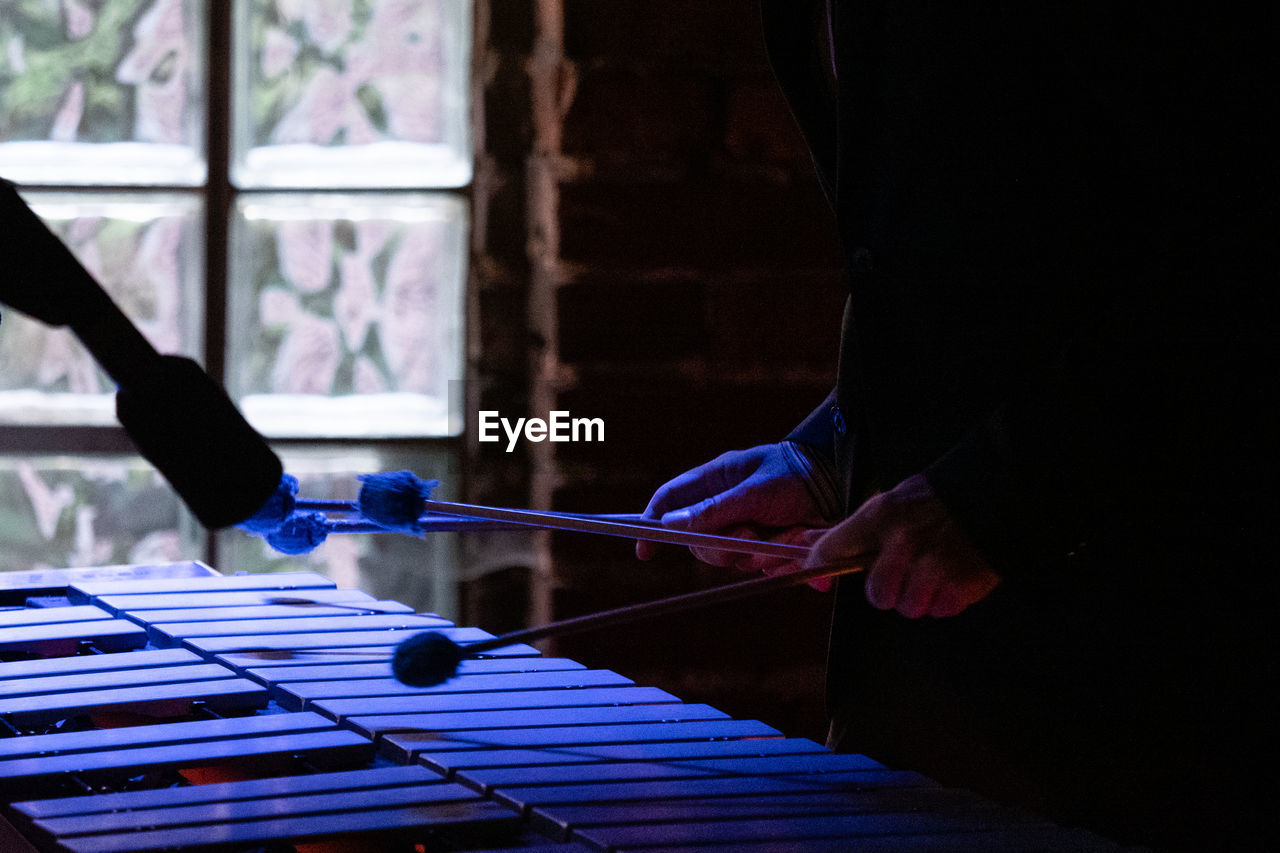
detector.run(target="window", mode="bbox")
[0,0,470,615]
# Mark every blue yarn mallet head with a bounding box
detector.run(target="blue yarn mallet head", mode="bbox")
[357,470,439,533]
[236,473,299,534]
[264,510,329,555]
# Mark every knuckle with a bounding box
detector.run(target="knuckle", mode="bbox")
[694,493,723,520]
[691,546,735,567]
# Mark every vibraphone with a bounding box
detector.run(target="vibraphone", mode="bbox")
[0,562,1122,852]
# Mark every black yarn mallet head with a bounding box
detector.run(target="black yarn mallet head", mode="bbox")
[392,631,467,687]
[389,555,875,688]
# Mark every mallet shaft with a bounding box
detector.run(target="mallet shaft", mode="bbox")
[420,498,809,560]
[462,556,870,655]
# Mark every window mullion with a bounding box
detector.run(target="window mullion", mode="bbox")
[202,1,234,566]
[203,1,233,392]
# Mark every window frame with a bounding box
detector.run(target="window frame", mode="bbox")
[0,1,472,577]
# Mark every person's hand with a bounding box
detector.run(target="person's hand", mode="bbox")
[637,443,830,577]
[804,473,1001,618]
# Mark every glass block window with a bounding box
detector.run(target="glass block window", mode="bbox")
[228,192,466,437]
[0,0,207,185]
[232,0,471,188]
[0,454,198,573]
[0,0,470,600]
[0,191,203,425]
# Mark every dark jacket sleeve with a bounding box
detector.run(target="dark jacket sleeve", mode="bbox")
[785,389,843,521]
[925,252,1275,579]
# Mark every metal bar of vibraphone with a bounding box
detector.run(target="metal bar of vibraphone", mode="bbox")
[0,568,1126,853]
[146,584,1121,852]
[13,765,516,853]
[62,571,340,603]
[90,586,394,615]
[0,574,530,852]
[157,582,1121,852]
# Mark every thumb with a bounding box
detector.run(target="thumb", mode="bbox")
[661,480,760,534]
[803,495,882,570]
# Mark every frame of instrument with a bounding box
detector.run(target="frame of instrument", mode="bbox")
[0,562,1121,853]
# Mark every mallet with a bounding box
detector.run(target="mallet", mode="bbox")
[392,555,870,687]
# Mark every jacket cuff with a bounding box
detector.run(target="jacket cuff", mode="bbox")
[781,439,843,523]
[924,412,1026,577]
[783,390,843,522]
[786,389,838,458]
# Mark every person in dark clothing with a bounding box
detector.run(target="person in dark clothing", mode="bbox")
[638,3,1276,850]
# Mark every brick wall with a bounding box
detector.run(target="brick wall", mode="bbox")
[467,0,845,741]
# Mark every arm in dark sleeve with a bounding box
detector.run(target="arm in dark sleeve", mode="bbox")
[785,389,843,522]
[925,268,1273,579]
[925,11,1275,578]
